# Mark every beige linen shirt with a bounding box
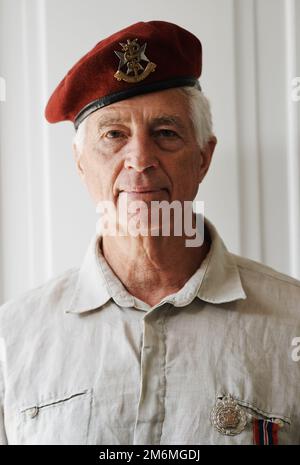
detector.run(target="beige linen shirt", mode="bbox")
[0,216,299,445]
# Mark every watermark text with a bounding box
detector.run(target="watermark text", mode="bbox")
[96,197,205,247]
[291,77,300,102]
[0,76,6,102]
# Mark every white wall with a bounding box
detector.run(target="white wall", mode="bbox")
[0,0,299,303]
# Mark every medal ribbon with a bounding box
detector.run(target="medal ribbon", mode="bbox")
[253,419,279,445]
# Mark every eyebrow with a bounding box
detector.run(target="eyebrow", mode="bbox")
[150,115,186,131]
[96,115,128,129]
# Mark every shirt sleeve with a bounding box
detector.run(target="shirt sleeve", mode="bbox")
[0,340,8,445]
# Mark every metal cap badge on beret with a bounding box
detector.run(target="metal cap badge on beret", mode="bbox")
[45,20,202,130]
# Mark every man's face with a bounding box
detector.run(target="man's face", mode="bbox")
[74,88,216,211]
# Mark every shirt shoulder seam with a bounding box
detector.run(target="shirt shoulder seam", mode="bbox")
[236,262,300,290]
[0,266,79,310]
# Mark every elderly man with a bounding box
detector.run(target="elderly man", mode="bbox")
[0,21,299,446]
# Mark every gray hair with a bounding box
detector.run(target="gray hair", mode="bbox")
[177,86,214,149]
[73,85,214,155]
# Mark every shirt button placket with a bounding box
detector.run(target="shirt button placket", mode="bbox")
[133,309,167,445]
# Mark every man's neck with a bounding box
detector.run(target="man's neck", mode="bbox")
[101,226,211,307]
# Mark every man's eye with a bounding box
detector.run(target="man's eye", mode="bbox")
[105,130,124,139]
[155,129,179,138]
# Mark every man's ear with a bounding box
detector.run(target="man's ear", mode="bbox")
[72,143,85,179]
[198,135,217,183]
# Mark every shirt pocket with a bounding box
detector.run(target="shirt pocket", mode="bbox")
[16,388,93,445]
[215,394,292,445]
[236,397,292,445]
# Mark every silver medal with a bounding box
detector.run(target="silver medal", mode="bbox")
[211,394,248,436]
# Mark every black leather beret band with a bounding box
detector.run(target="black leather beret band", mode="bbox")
[74,77,201,130]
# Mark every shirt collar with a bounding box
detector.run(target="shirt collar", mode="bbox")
[66,216,246,314]
[195,217,247,304]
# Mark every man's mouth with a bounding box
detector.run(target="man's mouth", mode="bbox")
[124,189,164,193]
[119,187,168,195]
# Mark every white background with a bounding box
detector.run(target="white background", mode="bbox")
[0,0,299,303]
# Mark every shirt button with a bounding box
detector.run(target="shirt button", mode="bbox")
[27,406,39,418]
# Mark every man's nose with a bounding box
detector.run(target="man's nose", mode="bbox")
[124,133,159,172]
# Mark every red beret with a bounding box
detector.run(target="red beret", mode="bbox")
[45,20,202,129]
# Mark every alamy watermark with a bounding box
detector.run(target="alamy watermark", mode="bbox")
[0,76,6,102]
[291,337,300,362]
[291,77,300,102]
[96,197,205,247]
